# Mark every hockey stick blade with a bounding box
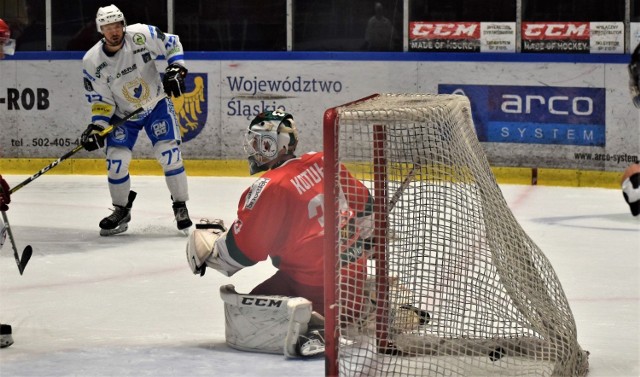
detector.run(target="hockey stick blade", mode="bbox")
[1,210,32,275]
[9,95,168,194]
[17,245,32,275]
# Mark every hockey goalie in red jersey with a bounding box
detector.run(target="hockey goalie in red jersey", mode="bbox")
[185,110,373,358]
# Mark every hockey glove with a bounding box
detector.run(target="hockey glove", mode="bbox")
[163,63,188,98]
[0,175,11,211]
[81,124,106,152]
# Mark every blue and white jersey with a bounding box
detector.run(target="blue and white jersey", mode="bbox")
[82,23,186,126]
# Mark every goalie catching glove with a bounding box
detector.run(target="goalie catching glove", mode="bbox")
[80,124,106,151]
[186,219,244,277]
[163,63,188,98]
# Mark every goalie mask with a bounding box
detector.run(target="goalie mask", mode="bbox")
[244,110,298,175]
[96,4,126,33]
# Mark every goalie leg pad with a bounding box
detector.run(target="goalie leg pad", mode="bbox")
[219,284,312,357]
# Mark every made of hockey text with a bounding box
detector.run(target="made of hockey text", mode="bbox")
[410,40,479,50]
[523,41,589,51]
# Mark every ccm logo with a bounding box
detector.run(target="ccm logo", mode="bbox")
[501,94,593,116]
[411,22,479,38]
[523,23,589,39]
[240,297,284,307]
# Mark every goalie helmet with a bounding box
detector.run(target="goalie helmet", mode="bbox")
[95,4,126,33]
[0,19,10,42]
[244,110,298,175]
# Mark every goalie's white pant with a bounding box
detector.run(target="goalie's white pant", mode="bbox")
[219,284,314,358]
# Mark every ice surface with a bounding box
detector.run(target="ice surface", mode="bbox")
[0,175,638,376]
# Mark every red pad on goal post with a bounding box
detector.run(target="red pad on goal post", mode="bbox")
[322,93,589,377]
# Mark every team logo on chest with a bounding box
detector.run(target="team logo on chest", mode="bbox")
[122,79,150,105]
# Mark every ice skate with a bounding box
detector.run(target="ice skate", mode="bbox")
[295,329,325,358]
[0,324,14,348]
[172,200,192,235]
[99,191,137,236]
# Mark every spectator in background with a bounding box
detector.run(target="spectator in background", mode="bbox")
[364,2,396,51]
[15,0,46,51]
[66,20,101,51]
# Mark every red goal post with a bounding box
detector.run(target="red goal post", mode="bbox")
[322,93,589,377]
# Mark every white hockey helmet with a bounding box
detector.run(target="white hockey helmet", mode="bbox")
[244,110,298,175]
[96,5,126,33]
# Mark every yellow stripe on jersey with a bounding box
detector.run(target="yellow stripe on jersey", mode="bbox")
[91,102,114,116]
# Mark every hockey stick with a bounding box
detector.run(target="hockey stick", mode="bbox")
[8,95,168,194]
[388,162,421,212]
[0,185,32,275]
[1,211,32,275]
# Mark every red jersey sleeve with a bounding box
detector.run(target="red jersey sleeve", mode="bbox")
[222,152,372,286]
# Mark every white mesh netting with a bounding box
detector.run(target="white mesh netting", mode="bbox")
[325,93,589,377]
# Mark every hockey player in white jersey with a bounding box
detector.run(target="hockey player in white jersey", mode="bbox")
[80,5,192,236]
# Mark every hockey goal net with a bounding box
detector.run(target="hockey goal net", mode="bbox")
[322,93,589,377]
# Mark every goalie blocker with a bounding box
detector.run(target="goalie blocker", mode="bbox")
[220,284,325,358]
